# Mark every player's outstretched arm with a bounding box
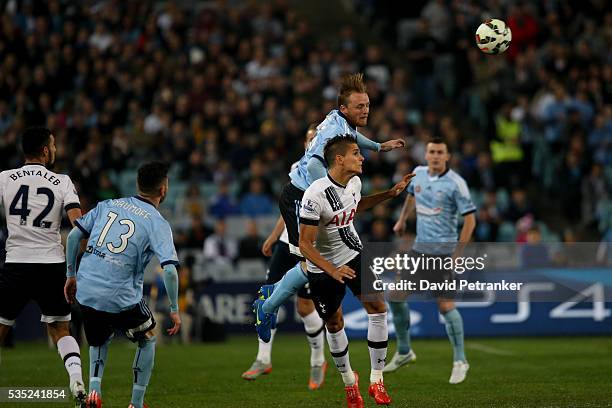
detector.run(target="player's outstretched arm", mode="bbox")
[355,132,382,152]
[379,139,406,152]
[64,226,84,304]
[162,263,181,335]
[357,173,415,213]
[355,132,405,152]
[262,216,285,257]
[299,224,356,283]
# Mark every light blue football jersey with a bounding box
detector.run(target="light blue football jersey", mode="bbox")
[407,166,476,254]
[290,110,366,190]
[74,196,178,313]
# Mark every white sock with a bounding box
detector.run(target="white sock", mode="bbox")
[326,328,354,386]
[367,312,388,383]
[255,328,276,365]
[371,369,383,383]
[301,311,325,366]
[57,336,83,383]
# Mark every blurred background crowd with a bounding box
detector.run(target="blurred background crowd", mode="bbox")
[0,0,610,265]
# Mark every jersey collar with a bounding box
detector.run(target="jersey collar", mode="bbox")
[336,110,357,131]
[23,163,47,168]
[134,195,156,207]
[428,167,450,180]
[327,173,346,188]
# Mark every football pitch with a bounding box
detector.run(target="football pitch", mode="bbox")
[1,335,611,407]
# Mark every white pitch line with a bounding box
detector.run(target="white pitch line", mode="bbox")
[467,342,516,356]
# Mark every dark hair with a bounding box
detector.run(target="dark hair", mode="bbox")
[427,137,449,151]
[137,161,169,195]
[324,135,358,167]
[337,73,367,107]
[21,127,52,158]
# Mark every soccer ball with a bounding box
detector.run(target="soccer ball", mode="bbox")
[475,18,512,54]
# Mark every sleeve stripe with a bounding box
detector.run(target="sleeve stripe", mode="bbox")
[300,218,320,226]
[160,260,180,268]
[312,154,327,166]
[74,220,90,237]
[64,203,81,211]
[461,209,476,216]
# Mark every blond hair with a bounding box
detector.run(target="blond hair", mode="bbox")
[337,73,367,107]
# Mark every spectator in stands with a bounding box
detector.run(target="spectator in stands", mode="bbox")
[203,219,238,265]
[519,226,550,268]
[237,219,265,260]
[176,215,211,250]
[406,18,437,110]
[475,192,501,242]
[507,2,539,59]
[505,189,533,223]
[582,164,611,228]
[491,102,524,189]
[95,171,120,202]
[175,183,208,220]
[210,183,240,219]
[239,179,274,217]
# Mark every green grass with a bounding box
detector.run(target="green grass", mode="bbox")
[1,335,611,407]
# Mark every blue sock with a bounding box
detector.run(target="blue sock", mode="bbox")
[131,336,156,408]
[389,301,411,354]
[443,309,466,362]
[262,263,308,314]
[89,338,111,395]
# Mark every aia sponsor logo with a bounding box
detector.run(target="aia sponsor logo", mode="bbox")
[326,208,356,227]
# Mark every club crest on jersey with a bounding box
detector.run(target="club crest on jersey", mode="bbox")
[415,185,421,193]
[326,208,355,227]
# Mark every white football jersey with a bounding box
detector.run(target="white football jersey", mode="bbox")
[0,164,80,263]
[299,174,362,273]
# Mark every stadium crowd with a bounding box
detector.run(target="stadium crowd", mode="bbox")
[0,0,610,259]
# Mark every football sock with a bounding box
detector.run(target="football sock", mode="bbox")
[301,310,325,366]
[89,338,111,395]
[367,312,388,383]
[256,328,277,365]
[443,308,466,362]
[326,328,355,386]
[389,301,411,354]
[131,336,156,408]
[262,263,308,314]
[57,336,83,384]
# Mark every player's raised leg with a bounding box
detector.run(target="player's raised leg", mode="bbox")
[439,299,469,384]
[262,262,309,315]
[243,233,289,380]
[253,262,308,342]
